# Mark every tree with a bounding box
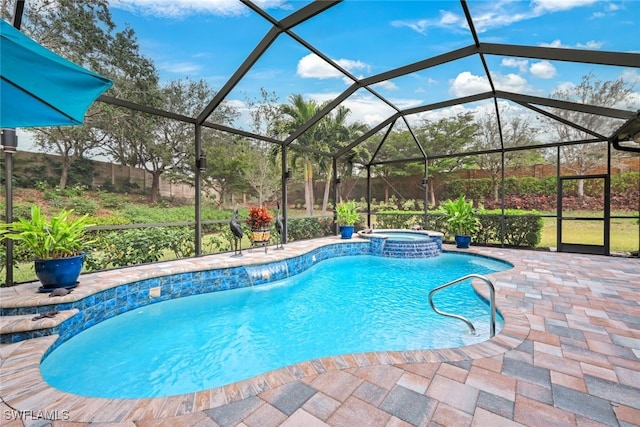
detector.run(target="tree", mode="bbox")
[316,106,368,214]
[137,78,237,202]
[33,122,106,189]
[366,129,423,204]
[547,72,636,201]
[203,135,250,207]
[474,109,541,202]
[16,0,158,189]
[243,89,282,205]
[418,112,479,206]
[275,94,322,216]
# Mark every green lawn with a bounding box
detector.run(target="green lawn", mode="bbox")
[539,216,639,253]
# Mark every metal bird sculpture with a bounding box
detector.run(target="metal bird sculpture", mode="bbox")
[275,201,283,250]
[230,208,243,256]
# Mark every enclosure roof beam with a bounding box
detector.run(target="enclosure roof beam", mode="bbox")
[364,137,604,167]
[334,112,401,158]
[370,121,396,164]
[359,45,478,87]
[402,92,494,116]
[282,84,359,147]
[196,1,340,125]
[479,43,640,68]
[289,142,334,158]
[98,95,196,124]
[207,123,283,145]
[496,91,635,119]
[514,101,607,140]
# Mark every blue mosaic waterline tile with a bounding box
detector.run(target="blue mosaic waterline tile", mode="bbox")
[1,239,444,345]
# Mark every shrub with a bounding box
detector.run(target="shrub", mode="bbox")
[66,197,99,216]
[287,216,333,241]
[376,211,423,229]
[98,192,126,209]
[474,210,543,247]
[376,208,543,248]
[91,215,130,226]
[86,226,194,271]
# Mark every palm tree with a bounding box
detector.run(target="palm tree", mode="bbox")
[317,106,368,213]
[275,94,322,216]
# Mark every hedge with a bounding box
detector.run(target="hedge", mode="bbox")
[375,209,543,248]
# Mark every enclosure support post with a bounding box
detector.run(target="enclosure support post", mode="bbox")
[500,150,505,247]
[194,124,203,256]
[2,1,25,286]
[366,165,372,228]
[281,145,289,244]
[605,142,611,255]
[556,146,561,250]
[423,159,429,228]
[332,157,339,234]
[2,130,16,286]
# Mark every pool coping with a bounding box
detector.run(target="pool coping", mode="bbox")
[0,238,530,423]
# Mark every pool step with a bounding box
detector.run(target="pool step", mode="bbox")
[0,309,78,343]
[382,240,441,258]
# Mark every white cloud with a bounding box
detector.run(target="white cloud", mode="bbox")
[393,1,604,36]
[540,39,567,48]
[532,0,598,13]
[372,80,398,91]
[450,71,537,97]
[390,19,428,35]
[470,11,530,33]
[449,72,491,97]
[552,81,577,94]
[160,61,201,74]
[606,3,621,12]
[501,58,529,73]
[297,54,368,82]
[576,40,604,49]
[439,11,462,26]
[494,73,535,93]
[111,0,290,18]
[300,92,411,127]
[540,39,603,50]
[621,69,640,85]
[391,11,466,35]
[529,61,556,79]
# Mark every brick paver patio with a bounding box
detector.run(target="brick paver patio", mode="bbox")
[1,241,639,426]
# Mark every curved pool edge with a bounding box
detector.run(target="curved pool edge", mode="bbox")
[0,307,529,423]
[0,240,531,424]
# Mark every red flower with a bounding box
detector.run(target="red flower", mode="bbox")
[246,205,273,229]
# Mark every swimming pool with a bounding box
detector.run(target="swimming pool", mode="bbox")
[41,252,510,398]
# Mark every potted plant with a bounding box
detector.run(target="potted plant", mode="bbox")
[0,205,95,291]
[245,205,273,244]
[440,195,480,249]
[335,200,360,239]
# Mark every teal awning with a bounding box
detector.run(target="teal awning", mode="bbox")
[0,20,112,128]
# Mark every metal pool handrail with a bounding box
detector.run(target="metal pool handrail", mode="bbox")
[428,274,496,338]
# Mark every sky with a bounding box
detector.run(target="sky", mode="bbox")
[16,0,640,149]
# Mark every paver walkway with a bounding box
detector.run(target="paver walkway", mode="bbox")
[1,244,639,426]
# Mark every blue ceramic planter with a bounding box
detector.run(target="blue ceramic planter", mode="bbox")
[35,253,84,291]
[339,225,355,239]
[454,235,472,249]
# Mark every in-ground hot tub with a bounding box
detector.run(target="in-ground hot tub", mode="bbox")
[358,228,443,258]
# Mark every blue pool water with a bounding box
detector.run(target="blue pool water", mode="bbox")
[41,253,511,398]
